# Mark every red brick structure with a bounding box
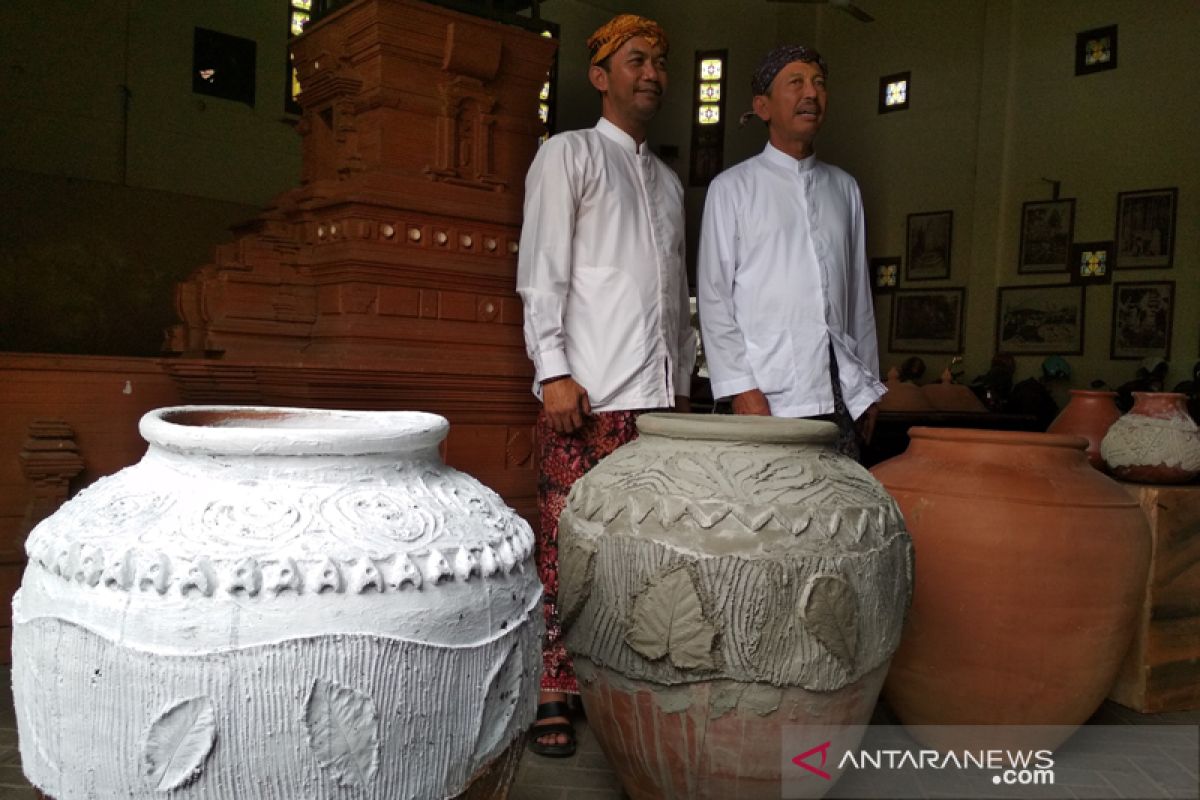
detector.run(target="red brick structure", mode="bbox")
[165,0,557,520]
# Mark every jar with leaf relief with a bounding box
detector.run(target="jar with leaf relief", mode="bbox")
[558,414,913,800]
[13,406,542,800]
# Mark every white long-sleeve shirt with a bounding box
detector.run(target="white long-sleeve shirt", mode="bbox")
[697,143,885,419]
[517,117,696,412]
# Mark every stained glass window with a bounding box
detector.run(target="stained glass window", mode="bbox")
[876,262,897,288]
[1085,36,1112,66]
[691,50,727,186]
[538,103,550,123]
[291,10,309,36]
[539,82,550,101]
[878,71,910,114]
[1081,250,1107,277]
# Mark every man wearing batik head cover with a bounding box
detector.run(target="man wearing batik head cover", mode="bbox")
[516,14,695,757]
[697,44,884,458]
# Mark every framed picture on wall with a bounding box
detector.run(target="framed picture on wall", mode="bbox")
[905,211,953,281]
[1018,198,1075,274]
[871,256,900,294]
[995,284,1085,355]
[888,288,965,353]
[1114,187,1177,269]
[1110,281,1174,360]
[1069,241,1113,285]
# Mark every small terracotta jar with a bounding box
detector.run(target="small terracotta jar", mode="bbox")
[871,428,1150,750]
[1101,392,1200,484]
[1047,389,1122,470]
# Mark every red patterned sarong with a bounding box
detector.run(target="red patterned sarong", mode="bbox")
[535,409,642,694]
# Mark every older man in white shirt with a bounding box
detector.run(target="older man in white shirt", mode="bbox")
[516,13,695,758]
[698,44,884,457]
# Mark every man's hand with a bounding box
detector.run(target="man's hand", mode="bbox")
[732,388,771,416]
[855,402,879,445]
[542,377,591,434]
[674,395,691,413]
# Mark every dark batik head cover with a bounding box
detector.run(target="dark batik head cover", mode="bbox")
[749,43,828,96]
[587,14,669,66]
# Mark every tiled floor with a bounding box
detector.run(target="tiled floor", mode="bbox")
[2,665,1195,799]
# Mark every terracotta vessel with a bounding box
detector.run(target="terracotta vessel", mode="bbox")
[871,428,1150,749]
[879,372,935,412]
[921,377,987,413]
[13,406,542,799]
[1047,389,1122,470]
[1101,392,1200,484]
[558,414,913,799]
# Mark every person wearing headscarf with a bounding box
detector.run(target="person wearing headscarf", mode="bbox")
[516,13,695,757]
[698,44,884,458]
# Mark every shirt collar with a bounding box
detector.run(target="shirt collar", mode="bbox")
[763,141,817,172]
[596,117,647,155]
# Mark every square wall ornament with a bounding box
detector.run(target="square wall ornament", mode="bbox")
[1070,241,1113,285]
[871,256,900,294]
[193,27,257,106]
[1076,25,1118,76]
[879,71,910,114]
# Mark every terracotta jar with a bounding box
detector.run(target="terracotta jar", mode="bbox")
[558,414,913,799]
[871,428,1150,749]
[1047,389,1122,470]
[1101,392,1200,484]
[13,406,542,800]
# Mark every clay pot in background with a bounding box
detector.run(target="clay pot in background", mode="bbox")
[13,406,542,800]
[871,428,1150,750]
[1101,392,1200,484]
[922,378,987,413]
[1047,389,1122,470]
[558,414,913,799]
[879,375,935,412]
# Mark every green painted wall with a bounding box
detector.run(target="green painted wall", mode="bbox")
[1,0,299,354]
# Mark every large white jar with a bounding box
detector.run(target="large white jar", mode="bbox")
[13,406,543,800]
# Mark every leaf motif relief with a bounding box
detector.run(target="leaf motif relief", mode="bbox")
[626,567,716,670]
[801,575,859,669]
[304,678,380,789]
[142,696,217,792]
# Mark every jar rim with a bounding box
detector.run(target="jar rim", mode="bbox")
[637,413,839,444]
[140,405,449,456]
[907,426,1087,451]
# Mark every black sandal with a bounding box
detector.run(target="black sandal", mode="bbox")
[527,700,576,758]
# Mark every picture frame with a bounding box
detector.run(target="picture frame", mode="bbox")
[1110,281,1174,360]
[889,288,965,354]
[995,284,1085,356]
[1076,25,1118,76]
[1018,198,1075,274]
[871,256,900,294]
[1114,187,1177,269]
[1069,241,1113,285]
[905,211,953,281]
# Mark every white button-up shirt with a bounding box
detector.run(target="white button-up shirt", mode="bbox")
[697,143,885,419]
[517,117,696,412]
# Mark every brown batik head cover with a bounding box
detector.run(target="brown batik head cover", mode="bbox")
[587,14,668,66]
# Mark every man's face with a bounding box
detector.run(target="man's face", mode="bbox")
[754,59,827,146]
[591,36,668,124]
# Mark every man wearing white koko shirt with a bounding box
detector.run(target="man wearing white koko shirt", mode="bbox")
[698,44,884,458]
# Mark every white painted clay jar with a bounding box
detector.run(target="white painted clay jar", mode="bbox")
[558,414,913,799]
[13,406,543,799]
[1101,392,1200,484]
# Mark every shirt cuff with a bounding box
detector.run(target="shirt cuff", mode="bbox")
[709,375,760,401]
[534,348,571,384]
